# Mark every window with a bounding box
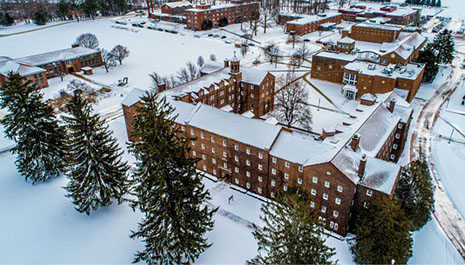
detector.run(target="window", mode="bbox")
[223,151,227,158]
[258,152,263,159]
[203,165,207,171]
[390,154,396,160]
[213,169,217,175]
[234,144,239,150]
[223,140,227,146]
[246,148,251,155]
[212,158,216,164]
[324,181,330,188]
[310,201,315,208]
[272,168,276,175]
[297,178,302,185]
[334,223,338,230]
[181,126,185,131]
[272,157,277,163]
[283,184,288,191]
[395,133,400,139]
[258,164,263,171]
[235,155,239,162]
[321,206,327,213]
[312,176,318,183]
[191,129,195,135]
[202,154,206,160]
[258,176,263,182]
[201,132,204,139]
[245,159,250,166]
[246,171,251,177]
[284,173,289,180]
[191,140,195,146]
[257,187,262,194]
[235,178,239,184]
[271,192,275,198]
[211,136,215,142]
[398,123,403,129]
[271,179,276,187]
[246,182,251,189]
[393,144,398,150]
[311,189,316,195]
[193,150,197,156]
[330,221,334,228]
[211,147,215,153]
[363,201,368,208]
[323,193,329,200]
[201,144,205,150]
[235,167,239,173]
[366,189,373,197]
[326,171,331,176]
[335,198,341,205]
[224,162,228,168]
[285,161,290,168]
[299,166,303,172]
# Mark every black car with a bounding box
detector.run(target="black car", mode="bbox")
[221,36,227,39]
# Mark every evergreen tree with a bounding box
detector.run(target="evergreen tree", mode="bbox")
[351,197,413,265]
[433,29,455,64]
[437,0,441,7]
[0,12,14,26]
[248,187,336,264]
[129,92,216,264]
[33,8,49,25]
[417,43,438,82]
[81,0,99,19]
[396,160,434,231]
[0,73,65,184]
[63,92,129,215]
[57,0,71,20]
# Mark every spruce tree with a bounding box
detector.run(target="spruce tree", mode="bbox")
[351,197,413,265]
[396,160,434,231]
[248,187,336,264]
[0,72,65,184]
[63,92,129,215]
[129,92,216,264]
[433,29,455,64]
[417,43,439,82]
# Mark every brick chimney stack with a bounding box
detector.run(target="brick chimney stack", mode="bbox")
[358,154,367,178]
[351,133,360,151]
[157,83,166,94]
[389,98,396,113]
[224,59,229,68]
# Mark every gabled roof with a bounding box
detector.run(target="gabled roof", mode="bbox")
[16,47,100,66]
[0,56,45,77]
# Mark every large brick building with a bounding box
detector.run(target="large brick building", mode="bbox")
[149,1,192,23]
[284,12,343,35]
[0,46,102,89]
[0,56,48,89]
[185,0,259,31]
[338,5,420,25]
[122,86,411,236]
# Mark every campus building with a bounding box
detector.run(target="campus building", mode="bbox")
[284,12,343,35]
[122,55,412,236]
[338,5,420,25]
[185,0,259,31]
[0,46,103,89]
[149,1,192,23]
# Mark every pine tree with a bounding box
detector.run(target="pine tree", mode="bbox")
[248,188,336,264]
[129,92,216,264]
[395,160,434,231]
[433,29,455,64]
[63,92,129,215]
[0,73,65,184]
[417,43,439,82]
[351,197,413,265]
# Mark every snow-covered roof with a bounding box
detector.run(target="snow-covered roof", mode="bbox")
[16,47,100,66]
[354,22,402,31]
[163,1,192,8]
[186,2,253,12]
[287,12,341,26]
[344,61,424,80]
[241,68,270,86]
[338,37,355,44]
[121,88,146,107]
[361,93,376,101]
[0,56,45,77]
[332,148,400,193]
[315,51,357,62]
[200,62,224,75]
[185,103,282,150]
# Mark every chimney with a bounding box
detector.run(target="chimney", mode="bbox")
[388,98,396,113]
[71,43,80,48]
[351,133,360,151]
[157,83,166,93]
[224,59,229,68]
[358,154,367,178]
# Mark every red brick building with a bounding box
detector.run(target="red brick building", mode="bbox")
[1,46,102,89]
[338,6,419,25]
[122,87,410,236]
[185,0,259,31]
[149,1,192,23]
[285,12,343,35]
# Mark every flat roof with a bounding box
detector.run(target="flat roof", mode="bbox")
[287,12,341,26]
[344,61,425,81]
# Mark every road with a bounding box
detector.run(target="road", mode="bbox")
[410,53,465,259]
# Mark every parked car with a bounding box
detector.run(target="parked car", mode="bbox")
[303,38,310,42]
[248,42,255,46]
[225,40,232,44]
[316,40,322,44]
[194,35,201,38]
[213,34,220,37]
[208,33,213,37]
[221,35,227,39]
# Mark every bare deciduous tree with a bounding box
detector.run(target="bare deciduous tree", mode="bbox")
[210,54,217,61]
[100,49,116,73]
[272,73,312,130]
[110,44,130,65]
[74,33,99,49]
[197,56,205,67]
